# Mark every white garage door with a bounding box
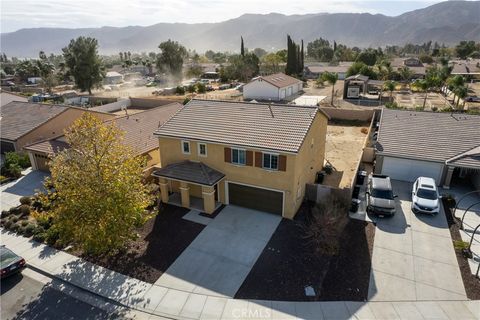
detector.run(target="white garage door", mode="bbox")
[381,157,443,183]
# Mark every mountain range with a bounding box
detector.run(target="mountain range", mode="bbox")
[1,1,479,58]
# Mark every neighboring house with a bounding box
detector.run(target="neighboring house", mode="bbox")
[0,101,114,154]
[243,73,303,101]
[104,71,124,85]
[0,91,28,107]
[450,59,480,77]
[24,103,183,171]
[304,63,353,80]
[391,57,426,79]
[374,109,480,189]
[152,99,329,218]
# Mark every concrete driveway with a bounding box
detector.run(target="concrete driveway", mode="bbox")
[1,169,48,210]
[368,180,467,301]
[155,205,281,297]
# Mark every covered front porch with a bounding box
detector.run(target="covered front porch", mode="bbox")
[152,160,225,214]
[443,146,480,189]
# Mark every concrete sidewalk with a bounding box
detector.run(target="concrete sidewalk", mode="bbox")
[1,229,479,320]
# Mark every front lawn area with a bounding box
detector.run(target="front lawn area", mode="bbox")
[235,203,375,301]
[77,204,205,283]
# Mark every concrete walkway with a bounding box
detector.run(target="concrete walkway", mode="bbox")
[1,229,479,319]
[155,205,281,297]
[369,181,467,301]
[0,168,48,210]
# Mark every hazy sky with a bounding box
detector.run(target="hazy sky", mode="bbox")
[1,0,446,33]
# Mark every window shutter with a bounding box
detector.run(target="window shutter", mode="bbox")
[246,151,253,166]
[278,155,287,171]
[255,152,262,168]
[224,147,231,163]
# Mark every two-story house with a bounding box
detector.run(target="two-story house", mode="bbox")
[152,99,329,219]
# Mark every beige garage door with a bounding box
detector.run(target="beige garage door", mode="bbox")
[228,182,283,215]
[34,154,50,172]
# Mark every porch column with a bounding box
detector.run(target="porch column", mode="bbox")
[180,182,190,208]
[443,166,455,189]
[158,178,169,203]
[202,186,216,214]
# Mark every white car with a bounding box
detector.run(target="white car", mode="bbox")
[411,177,440,215]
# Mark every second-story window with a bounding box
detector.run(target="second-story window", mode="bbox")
[198,143,207,156]
[231,148,246,165]
[182,140,190,154]
[263,153,278,170]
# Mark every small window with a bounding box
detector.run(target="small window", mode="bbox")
[263,153,278,170]
[181,140,190,154]
[198,143,207,156]
[231,148,246,165]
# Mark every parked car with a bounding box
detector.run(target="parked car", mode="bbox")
[411,177,440,215]
[1,246,26,279]
[366,174,397,216]
[218,84,231,90]
[465,96,480,102]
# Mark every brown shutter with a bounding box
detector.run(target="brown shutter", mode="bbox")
[246,150,253,166]
[278,155,287,171]
[224,147,231,163]
[255,152,262,168]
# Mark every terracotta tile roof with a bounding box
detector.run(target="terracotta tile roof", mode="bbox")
[446,146,480,169]
[377,109,480,165]
[253,73,302,89]
[102,102,183,155]
[25,103,182,156]
[155,99,325,153]
[152,160,225,186]
[0,102,69,141]
[23,139,70,155]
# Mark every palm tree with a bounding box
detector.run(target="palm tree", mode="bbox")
[454,85,468,110]
[412,79,429,109]
[447,75,465,105]
[321,72,338,106]
[399,66,413,84]
[384,80,396,101]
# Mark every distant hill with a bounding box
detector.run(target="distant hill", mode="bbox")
[1,1,479,57]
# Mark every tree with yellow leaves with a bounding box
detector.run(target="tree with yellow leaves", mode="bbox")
[48,113,154,255]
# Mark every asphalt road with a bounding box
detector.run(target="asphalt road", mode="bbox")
[1,270,116,320]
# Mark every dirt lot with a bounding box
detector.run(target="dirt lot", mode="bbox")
[77,204,205,283]
[394,91,451,110]
[323,122,370,189]
[235,203,375,301]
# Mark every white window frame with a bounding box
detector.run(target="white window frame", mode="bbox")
[181,140,191,154]
[262,152,279,170]
[198,143,207,157]
[231,148,246,165]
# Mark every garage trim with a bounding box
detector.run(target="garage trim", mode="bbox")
[225,180,285,216]
[379,155,445,184]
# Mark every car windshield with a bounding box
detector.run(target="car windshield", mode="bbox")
[371,189,394,199]
[417,188,437,200]
[0,249,19,269]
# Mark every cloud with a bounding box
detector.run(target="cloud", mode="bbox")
[1,0,443,33]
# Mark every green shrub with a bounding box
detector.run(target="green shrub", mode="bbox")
[4,220,13,229]
[24,224,36,237]
[1,152,31,178]
[11,223,20,232]
[45,227,60,246]
[175,86,185,95]
[1,210,11,218]
[9,207,20,215]
[11,216,19,223]
[19,196,32,206]
[33,232,46,243]
[431,106,438,112]
[19,205,30,217]
[21,220,29,227]
[17,225,26,235]
[182,97,191,105]
[196,82,206,93]
[33,225,45,235]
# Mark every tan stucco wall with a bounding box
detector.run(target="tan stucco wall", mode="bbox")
[145,148,160,167]
[17,108,114,151]
[157,110,328,219]
[291,113,328,215]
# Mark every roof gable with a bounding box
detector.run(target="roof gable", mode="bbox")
[251,73,302,89]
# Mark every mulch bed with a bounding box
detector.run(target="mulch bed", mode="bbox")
[77,203,205,283]
[234,203,375,301]
[442,198,480,300]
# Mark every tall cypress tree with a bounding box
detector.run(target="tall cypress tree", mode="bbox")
[301,40,304,71]
[296,44,301,74]
[241,36,245,56]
